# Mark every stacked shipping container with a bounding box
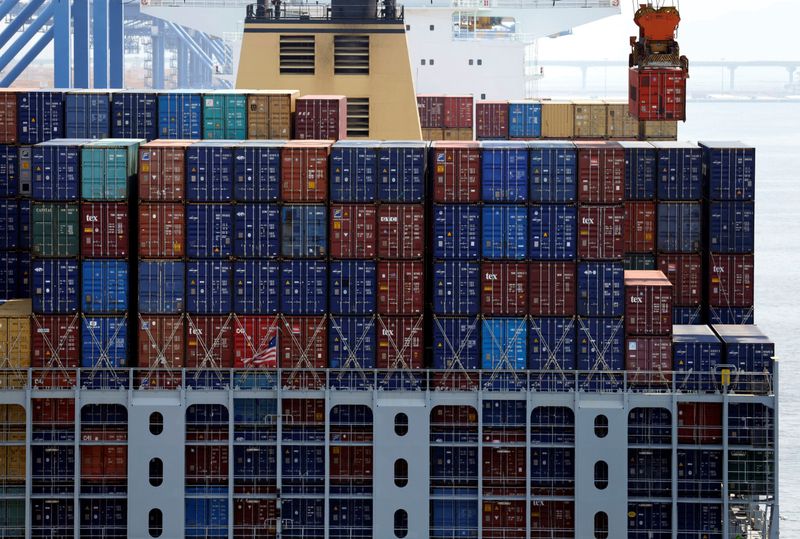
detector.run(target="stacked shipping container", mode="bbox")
[417,95,474,141]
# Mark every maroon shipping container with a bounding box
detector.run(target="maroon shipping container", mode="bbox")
[483,500,526,539]
[137,315,185,389]
[625,336,673,377]
[431,405,478,426]
[232,315,280,369]
[294,95,348,140]
[330,445,373,483]
[678,402,722,445]
[138,141,192,201]
[377,204,425,259]
[431,142,481,202]
[528,262,577,317]
[657,254,702,307]
[0,91,18,144]
[185,315,234,369]
[234,499,278,539]
[278,316,328,369]
[476,101,509,140]
[282,398,325,424]
[377,261,424,315]
[578,205,625,260]
[482,447,526,496]
[281,141,331,202]
[625,270,673,336]
[31,314,81,368]
[330,204,377,259]
[443,95,474,129]
[624,201,656,253]
[629,68,687,121]
[417,95,445,128]
[708,254,754,308]
[80,202,129,258]
[32,398,75,426]
[139,202,185,258]
[185,445,229,485]
[576,141,625,203]
[531,501,575,539]
[376,316,424,369]
[80,445,127,483]
[481,262,528,316]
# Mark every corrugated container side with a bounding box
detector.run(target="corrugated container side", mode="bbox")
[625,336,672,374]
[624,201,656,253]
[629,68,687,121]
[80,202,129,258]
[330,204,377,259]
[421,128,444,141]
[528,142,577,203]
[578,205,625,260]
[480,142,528,202]
[528,204,577,260]
[639,120,679,140]
[138,141,191,202]
[232,315,280,368]
[0,145,19,196]
[508,101,541,138]
[673,305,704,325]
[576,317,625,371]
[672,325,722,390]
[433,204,481,260]
[32,259,79,314]
[278,316,328,368]
[246,91,297,139]
[281,143,330,202]
[417,95,445,128]
[280,261,328,315]
[294,96,347,140]
[377,261,424,315]
[233,260,280,315]
[32,203,79,257]
[330,142,378,202]
[528,317,576,370]
[233,203,280,259]
[620,142,656,200]
[656,202,702,253]
[573,102,607,139]
[138,202,185,258]
[606,102,640,139]
[678,402,722,444]
[81,260,129,313]
[624,270,673,336]
[531,500,575,538]
[0,252,30,300]
[481,500,526,536]
[576,142,625,203]
[431,499,478,538]
[482,205,528,260]
[234,142,282,201]
[481,262,528,316]
[377,316,424,369]
[329,260,377,315]
[281,205,327,258]
[707,254,754,308]
[186,204,233,258]
[65,93,110,139]
[17,91,65,144]
[708,306,754,325]
[31,499,74,535]
[529,261,577,317]
[137,315,186,371]
[657,253,702,307]
[377,204,424,259]
[475,101,509,140]
[30,314,81,368]
[540,102,574,138]
[157,93,202,139]
[708,200,755,253]
[654,143,703,200]
[443,96,473,129]
[80,316,127,367]
[481,318,527,370]
[377,143,426,202]
[0,200,20,250]
[677,449,723,497]
[714,324,774,374]
[203,93,247,140]
[185,315,234,368]
[431,142,480,202]
[111,91,158,140]
[186,144,235,202]
[677,503,722,536]
[700,142,756,201]
[625,253,656,270]
[0,92,18,144]
[433,262,480,315]
[186,260,233,315]
[31,142,86,201]
[329,315,376,368]
[577,261,624,317]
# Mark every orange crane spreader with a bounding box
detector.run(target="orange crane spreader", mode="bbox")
[630,3,689,72]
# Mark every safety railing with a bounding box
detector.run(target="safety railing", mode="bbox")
[245,2,404,22]
[451,0,619,9]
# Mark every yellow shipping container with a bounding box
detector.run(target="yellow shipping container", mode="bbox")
[573,101,607,139]
[422,128,445,141]
[443,128,473,141]
[246,90,299,140]
[605,101,640,139]
[0,300,31,390]
[639,120,679,141]
[0,446,25,487]
[541,101,574,139]
[0,405,25,442]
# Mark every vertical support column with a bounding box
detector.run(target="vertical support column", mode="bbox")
[108,0,124,87]
[53,0,71,88]
[324,393,331,539]
[177,40,188,89]
[24,389,32,539]
[722,390,730,538]
[525,395,532,538]
[671,397,678,539]
[477,391,483,538]
[92,0,108,88]
[152,22,165,90]
[227,388,234,539]
[73,391,81,539]
[275,379,283,538]
[73,0,89,88]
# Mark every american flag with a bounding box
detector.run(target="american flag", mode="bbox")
[245,332,278,368]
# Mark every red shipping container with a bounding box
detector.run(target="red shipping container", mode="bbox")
[32,398,75,425]
[578,205,625,260]
[657,254,702,307]
[138,141,192,201]
[481,262,528,316]
[531,501,575,539]
[80,202,129,258]
[278,316,328,369]
[80,445,127,482]
[0,91,18,144]
[443,95,474,129]
[708,254,754,308]
[431,142,481,202]
[185,315,234,369]
[476,101,509,140]
[377,204,425,259]
[330,204,377,259]
[139,202,185,258]
[185,445,229,484]
[417,95,445,128]
[376,316,424,369]
[232,315,280,369]
[281,141,331,202]
[624,270,673,336]
[482,446,526,496]
[234,499,277,538]
[377,261,424,315]
[678,402,722,445]
[576,141,625,203]
[330,445,373,482]
[624,201,656,253]
[137,315,185,389]
[31,314,81,368]
[483,500,526,539]
[431,405,478,427]
[294,95,347,140]
[282,398,325,424]
[625,337,673,382]
[629,68,687,121]
[528,262,577,317]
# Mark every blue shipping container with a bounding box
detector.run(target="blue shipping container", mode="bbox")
[0,200,19,249]
[0,252,28,300]
[234,203,280,258]
[31,140,91,201]
[431,499,478,539]
[628,502,671,539]
[329,316,377,368]
[529,204,577,260]
[528,317,577,370]
[528,141,577,203]
[433,262,480,315]
[81,316,127,368]
[576,317,625,371]
[714,324,774,373]
[482,400,526,425]
[329,499,373,538]
[700,141,755,201]
[157,93,202,139]
[330,141,378,202]
[185,497,228,538]
[0,145,19,197]
[17,91,65,144]
[480,141,529,202]
[657,202,702,253]
[482,205,527,260]
[677,449,723,497]
[64,93,111,139]
[619,141,656,200]
[677,503,722,538]
[530,447,575,487]
[481,318,527,370]
[654,142,703,200]
[280,260,328,315]
[673,325,722,390]
[138,261,185,314]
[281,205,327,258]
[234,142,282,201]
[186,204,234,258]
[18,199,30,250]
[708,201,755,253]
[432,316,480,370]
[729,403,773,446]
[282,499,324,535]
[81,260,128,313]
[187,260,233,314]
[32,259,79,314]
[330,260,376,315]
[233,260,280,314]
[430,446,478,482]
[708,306,754,325]
[577,262,624,317]
[673,306,703,325]
[233,445,277,478]
[508,101,542,138]
[377,142,426,202]
[111,91,158,140]
[186,142,235,202]
[433,205,481,260]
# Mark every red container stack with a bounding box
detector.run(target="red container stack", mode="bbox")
[578,205,625,260]
[528,262,577,317]
[377,204,424,259]
[431,142,481,202]
[330,204,377,259]
[417,94,474,140]
[481,262,528,316]
[31,315,80,387]
[624,201,656,254]
[624,270,673,384]
[629,68,687,121]
[80,202,129,258]
[476,101,509,140]
[576,141,625,204]
[707,253,754,319]
[416,95,445,129]
[657,254,702,323]
[281,141,332,202]
[443,95,474,129]
[294,95,348,140]
[0,90,17,144]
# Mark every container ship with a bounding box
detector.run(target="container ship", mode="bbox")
[0,1,777,538]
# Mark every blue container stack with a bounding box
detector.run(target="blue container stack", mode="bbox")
[17,90,65,144]
[0,143,29,299]
[672,324,722,391]
[111,91,159,141]
[158,92,203,139]
[620,141,658,271]
[508,101,542,139]
[64,91,111,139]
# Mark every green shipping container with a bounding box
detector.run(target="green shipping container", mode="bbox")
[80,138,144,200]
[32,203,79,257]
[203,92,247,140]
[728,449,774,497]
[0,499,24,537]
